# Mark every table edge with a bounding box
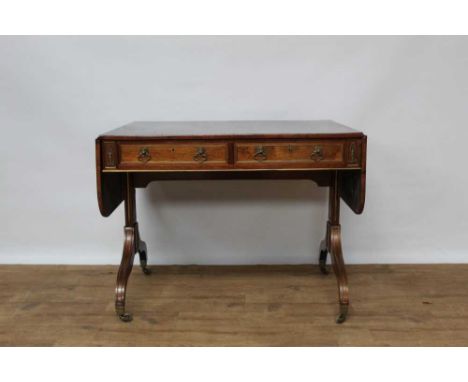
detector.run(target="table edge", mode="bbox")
[97,132,364,141]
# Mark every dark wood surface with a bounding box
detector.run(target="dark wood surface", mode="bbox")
[100,120,363,140]
[95,120,367,322]
[96,121,367,215]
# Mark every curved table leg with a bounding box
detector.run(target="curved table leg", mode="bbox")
[116,226,136,322]
[115,174,151,322]
[329,224,349,324]
[115,223,151,321]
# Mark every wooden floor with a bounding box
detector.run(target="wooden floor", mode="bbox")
[1,264,468,346]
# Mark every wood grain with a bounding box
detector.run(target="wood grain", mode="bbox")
[95,140,125,217]
[95,121,368,322]
[96,121,367,217]
[99,120,364,140]
[234,140,347,169]
[1,264,468,346]
[118,142,229,170]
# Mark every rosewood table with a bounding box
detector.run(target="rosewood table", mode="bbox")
[96,121,367,323]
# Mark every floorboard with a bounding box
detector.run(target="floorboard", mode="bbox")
[1,264,467,346]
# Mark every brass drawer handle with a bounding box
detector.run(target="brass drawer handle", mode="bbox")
[254,146,267,162]
[311,145,323,161]
[138,147,151,163]
[193,147,207,163]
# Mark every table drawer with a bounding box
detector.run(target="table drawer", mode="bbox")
[235,141,357,169]
[117,142,229,169]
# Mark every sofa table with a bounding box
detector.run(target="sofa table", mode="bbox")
[96,120,367,323]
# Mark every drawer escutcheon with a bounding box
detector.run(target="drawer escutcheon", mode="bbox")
[253,146,267,162]
[310,145,324,161]
[137,147,151,163]
[193,147,208,163]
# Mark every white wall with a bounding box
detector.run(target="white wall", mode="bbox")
[1,36,467,264]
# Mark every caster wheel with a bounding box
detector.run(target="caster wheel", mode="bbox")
[336,305,348,324]
[119,313,133,322]
[336,313,346,324]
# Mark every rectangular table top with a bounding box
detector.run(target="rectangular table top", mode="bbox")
[96,119,367,217]
[99,120,363,140]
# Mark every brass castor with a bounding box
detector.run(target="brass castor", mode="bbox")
[336,304,348,324]
[119,313,133,322]
[116,303,133,322]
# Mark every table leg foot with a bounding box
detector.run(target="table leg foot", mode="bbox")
[119,313,133,322]
[318,239,329,275]
[115,226,136,321]
[329,224,350,324]
[116,303,133,322]
[336,304,348,324]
